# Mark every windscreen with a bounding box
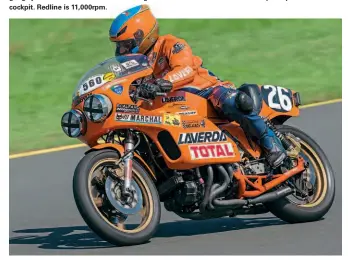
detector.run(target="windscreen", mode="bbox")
[72,54,150,99]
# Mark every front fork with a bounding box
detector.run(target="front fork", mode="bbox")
[122,131,135,196]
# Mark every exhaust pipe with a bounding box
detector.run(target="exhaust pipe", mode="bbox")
[247,186,294,205]
[204,164,294,211]
[199,165,214,213]
[208,165,231,210]
[212,186,293,208]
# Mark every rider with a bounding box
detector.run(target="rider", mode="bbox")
[109,4,286,168]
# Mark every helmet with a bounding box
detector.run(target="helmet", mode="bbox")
[109,5,159,56]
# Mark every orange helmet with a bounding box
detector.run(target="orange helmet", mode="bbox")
[109,5,159,56]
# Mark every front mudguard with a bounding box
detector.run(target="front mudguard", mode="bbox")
[85,143,157,181]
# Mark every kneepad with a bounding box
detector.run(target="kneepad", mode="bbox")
[235,91,254,114]
[238,83,262,113]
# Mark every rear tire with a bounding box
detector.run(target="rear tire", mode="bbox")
[265,125,335,223]
[73,149,161,246]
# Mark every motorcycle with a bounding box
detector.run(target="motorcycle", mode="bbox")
[61,54,335,246]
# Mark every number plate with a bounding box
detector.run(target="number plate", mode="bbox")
[78,74,106,96]
[261,85,293,112]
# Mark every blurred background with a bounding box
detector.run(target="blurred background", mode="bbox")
[9,19,342,154]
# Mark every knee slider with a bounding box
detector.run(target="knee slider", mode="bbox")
[235,91,254,113]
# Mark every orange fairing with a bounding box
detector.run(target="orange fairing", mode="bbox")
[70,55,301,173]
[72,67,242,170]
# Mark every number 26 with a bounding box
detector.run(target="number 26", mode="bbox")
[264,85,292,111]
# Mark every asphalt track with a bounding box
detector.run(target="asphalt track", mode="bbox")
[9,102,342,255]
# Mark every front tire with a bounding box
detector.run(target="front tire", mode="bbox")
[73,149,161,246]
[265,125,335,223]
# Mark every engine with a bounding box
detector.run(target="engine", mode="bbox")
[159,170,205,212]
[174,181,201,206]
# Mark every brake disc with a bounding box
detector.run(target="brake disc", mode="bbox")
[105,176,143,215]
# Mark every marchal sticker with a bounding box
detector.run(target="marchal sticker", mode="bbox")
[115,113,162,124]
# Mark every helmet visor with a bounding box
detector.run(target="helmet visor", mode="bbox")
[114,39,137,56]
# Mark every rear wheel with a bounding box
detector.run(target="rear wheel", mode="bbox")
[73,149,161,246]
[265,125,335,223]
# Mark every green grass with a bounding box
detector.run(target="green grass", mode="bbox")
[9,19,342,153]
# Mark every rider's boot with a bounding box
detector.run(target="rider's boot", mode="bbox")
[259,128,286,168]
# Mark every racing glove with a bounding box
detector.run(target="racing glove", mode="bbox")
[138,79,173,100]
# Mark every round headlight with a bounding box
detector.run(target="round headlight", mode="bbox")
[83,94,112,122]
[61,109,86,138]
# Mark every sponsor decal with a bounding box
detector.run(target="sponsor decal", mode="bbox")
[189,143,235,160]
[180,105,189,110]
[163,114,181,126]
[168,66,193,82]
[116,104,140,114]
[110,64,122,73]
[111,85,123,95]
[103,72,116,81]
[182,120,205,129]
[115,113,162,124]
[177,110,197,116]
[162,96,186,103]
[121,59,139,69]
[168,103,187,108]
[172,42,186,54]
[178,131,227,145]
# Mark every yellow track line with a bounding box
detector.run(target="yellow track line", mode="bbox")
[9,144,87,159]
[300,98,342,109]
[9,98,342,160]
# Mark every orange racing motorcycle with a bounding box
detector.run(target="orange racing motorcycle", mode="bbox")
[61,54,335,246]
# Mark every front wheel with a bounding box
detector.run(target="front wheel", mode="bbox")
[265,125,335,223]
[73,149,161,246]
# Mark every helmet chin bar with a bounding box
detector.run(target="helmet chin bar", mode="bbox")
[115,39,138,56]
